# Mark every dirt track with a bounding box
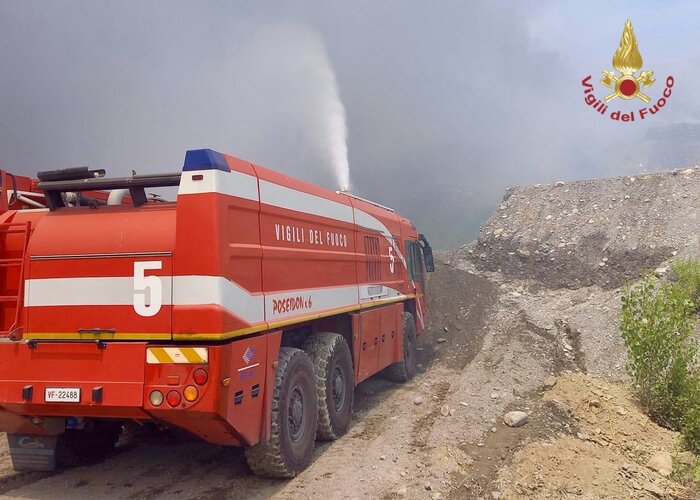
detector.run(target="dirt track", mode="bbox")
[0,258,501,499]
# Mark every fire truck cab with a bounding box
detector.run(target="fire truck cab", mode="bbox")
[0,149,434,477]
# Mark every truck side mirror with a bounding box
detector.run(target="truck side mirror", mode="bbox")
[418,233,435,273]
[423,245,435,273]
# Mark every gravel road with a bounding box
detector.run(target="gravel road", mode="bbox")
[0,258,505,499]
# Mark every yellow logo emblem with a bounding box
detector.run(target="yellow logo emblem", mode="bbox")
[600,19,655,102]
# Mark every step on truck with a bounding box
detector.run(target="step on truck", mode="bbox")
[0,149,434,477]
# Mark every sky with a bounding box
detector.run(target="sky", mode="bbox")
[0,0,698,248]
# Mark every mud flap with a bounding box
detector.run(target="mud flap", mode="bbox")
[7,433,58,471]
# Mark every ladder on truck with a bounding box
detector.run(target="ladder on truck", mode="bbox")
[0,221,31,340]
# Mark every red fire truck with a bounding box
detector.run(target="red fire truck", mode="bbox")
[0,149,434,477]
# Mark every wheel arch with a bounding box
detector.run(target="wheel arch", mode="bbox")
[280,314,354,366]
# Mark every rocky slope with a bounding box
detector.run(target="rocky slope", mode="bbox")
[467,166,698,289]
[453,165,699,382]
[499,372,688,499]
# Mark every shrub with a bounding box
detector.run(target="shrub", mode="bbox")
[672,258,700,309]
[683,406,700,455]
[620,273,699,430]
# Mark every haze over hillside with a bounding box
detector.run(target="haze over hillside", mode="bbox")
[643,123,700,170]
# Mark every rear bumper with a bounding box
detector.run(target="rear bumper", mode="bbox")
[0,341,147,418]
[0,335,277,446]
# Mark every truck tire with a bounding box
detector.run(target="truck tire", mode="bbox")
[384,312,417,382]
[245,347,318,478]
[303,332,354,441]
[56,420,122,467]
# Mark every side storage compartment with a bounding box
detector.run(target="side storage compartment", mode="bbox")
[351,302,403,384]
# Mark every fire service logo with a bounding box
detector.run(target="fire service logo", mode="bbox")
[582,19,674,122]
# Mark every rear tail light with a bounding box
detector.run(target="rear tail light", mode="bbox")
[193,368,208,385]
[149,390,164,407]
[166,390,181,407]
[183,385,198,402]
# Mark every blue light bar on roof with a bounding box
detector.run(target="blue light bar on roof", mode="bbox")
[183,149,229,172]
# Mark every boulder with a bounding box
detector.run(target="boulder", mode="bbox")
[503,411,529,427]
[646,451,672,477]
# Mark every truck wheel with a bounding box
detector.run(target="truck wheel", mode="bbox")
[303,332,354,441]
[384,312,417,382]
[245,347,318,478]
[56,420,123,467]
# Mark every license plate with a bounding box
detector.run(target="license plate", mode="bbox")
[44,387,80,403]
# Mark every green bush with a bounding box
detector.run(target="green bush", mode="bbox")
[683,406,700,455]
[620,273,699,430]
[672,258,700,308]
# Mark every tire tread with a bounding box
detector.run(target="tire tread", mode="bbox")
[303,332,354,440]
[245,347,316,478]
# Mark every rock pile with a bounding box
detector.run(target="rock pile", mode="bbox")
[466,166,699,289]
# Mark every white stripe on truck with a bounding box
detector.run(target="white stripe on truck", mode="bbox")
[258,180,355,224]
[25,276,406,324]
[177,169,259,201]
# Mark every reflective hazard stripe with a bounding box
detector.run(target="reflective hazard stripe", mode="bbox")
[146,347,208,364]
